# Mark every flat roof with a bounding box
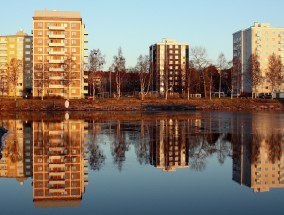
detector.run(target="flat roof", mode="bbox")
[34,10,81,18]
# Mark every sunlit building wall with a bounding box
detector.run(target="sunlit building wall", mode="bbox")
[150,119,189,172]
[32,10,88,99]
[32,120,88,207]
[233,22,284,95]
[149,39,189,95]
[0,30,33,97]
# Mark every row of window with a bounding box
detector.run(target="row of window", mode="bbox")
[37,39,79,45]
[37,22,78,28]
[37,31,79,36]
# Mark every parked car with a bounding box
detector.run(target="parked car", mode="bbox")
[257,93,272,99]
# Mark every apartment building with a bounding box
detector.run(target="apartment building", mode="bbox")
[33,120,88,207]
[32,10,88,99]
[149,39,189,95]
[0,30,33,97]
[233,22,284,95]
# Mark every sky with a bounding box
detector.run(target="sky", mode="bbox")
[1,0,284,69]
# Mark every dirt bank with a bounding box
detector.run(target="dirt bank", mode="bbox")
[0,98,284,112]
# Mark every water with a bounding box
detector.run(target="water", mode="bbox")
[0,111,284,215]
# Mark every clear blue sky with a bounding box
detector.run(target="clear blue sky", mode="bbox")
[1,0,284,69]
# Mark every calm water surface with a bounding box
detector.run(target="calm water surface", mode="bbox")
[0,111,284,215]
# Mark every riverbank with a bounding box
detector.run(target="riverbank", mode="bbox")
[0,98,284,111]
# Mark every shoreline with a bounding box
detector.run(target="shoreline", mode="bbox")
[0,98,284,112]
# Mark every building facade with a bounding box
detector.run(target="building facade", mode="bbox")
[0,30,33,97]
[233,22,284,95]
[149,39,189,95]
[32,10,88,99]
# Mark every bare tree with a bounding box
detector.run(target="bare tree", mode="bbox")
[0,64,7,98]
[88,49,106,99]
[63,55,77,99]
[217,53,228,98]
[111,47,126,99]
[190,47,210,98]
[34,61,51,100]
[266,53,283,97]
[135,55,151,100]
[7,58,22,100]
[232,57,242,99]
[246,54,262,98]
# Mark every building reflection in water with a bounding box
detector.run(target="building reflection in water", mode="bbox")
[32,119,89,207]
[150,119,189,172]
[0,120,32,185]
[232,114,284,192]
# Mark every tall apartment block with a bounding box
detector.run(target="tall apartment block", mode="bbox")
[149,39,189,95]
[0,30,33,97]
[32,10,88,99]
[233,22,284,95]
[33,120,88,207]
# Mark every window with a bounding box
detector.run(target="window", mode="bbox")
[38,56,42,61]
[38,47,42,52]
[71,23,77,28]
[38,31,42,36]
[25,57,31,61]
[10,51,14,54]
[71,31,76,36]
[71,40,76,45]
[9,44,15,48]
[25,51,31,54]
[38,39,42,44]
[26,38,31,42]
[72,48,76,53]
[38,22,43,27]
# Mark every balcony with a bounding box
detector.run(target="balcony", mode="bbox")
[49,26,66,31]
[0,53,7,57]
[84,31,89,35]
[49,76,64,80]
[49,85,64,89]
[0,47,7,50]
[49,51,65,55]
[49,42,65,47]
[49,67,64,72]
[84,52,88,57]
[84,82,88,86]
[84,38,88,43]
[49,59,64,64]
[49,34,65,39]
[84,46,88,50]
[0,40,7,44]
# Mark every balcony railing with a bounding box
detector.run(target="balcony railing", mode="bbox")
[49,76,64,80]
[49,59,64,64]
[49,43,65,47]
[84,46,88,50]
[84,31,89,35]
[0,53,7,57]
[0,40,7,44]
[49,85,64,89]
[49,34,65,39]
[48,26,66,31]
[49,51,65,55]
[49,67,64,72]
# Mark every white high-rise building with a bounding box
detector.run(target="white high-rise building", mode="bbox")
[233,22,284,95]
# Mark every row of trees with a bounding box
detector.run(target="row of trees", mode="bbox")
[246,53,283,98]
[0,58,23,100]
